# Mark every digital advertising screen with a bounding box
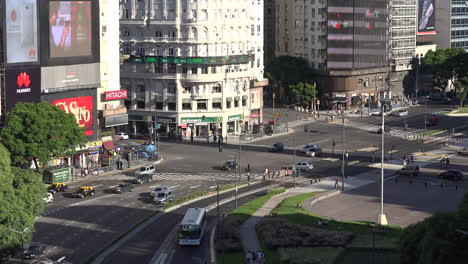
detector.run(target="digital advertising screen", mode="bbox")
[5,0,38,64]
[5,66,41,111]
[418,0,435,35]
[51,96,94,136]
[49,1,92,58]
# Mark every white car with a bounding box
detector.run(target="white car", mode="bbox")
[302,144,320,154]
[43,193,53,203]
[135,164,155,176]
[391,110,408,117]
[115,132,129,140]
[292,162,314,171]
[150,186,171,198]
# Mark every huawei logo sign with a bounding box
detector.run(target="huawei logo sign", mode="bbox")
[10,9,17,22]
[17,72,31,88]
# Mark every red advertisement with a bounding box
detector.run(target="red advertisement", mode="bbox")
[105,89,128,101]
[51,96,94,136]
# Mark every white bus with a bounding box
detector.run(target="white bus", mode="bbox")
[179,207,207,246]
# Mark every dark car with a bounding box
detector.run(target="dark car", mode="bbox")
[426,117,440,126]
[113,183,133,193]
[72,186,95,198]
[132,174,153,184]
[222,160,238,171]
[439,170,464,181]
[397,166,420,176]
[23,243,45,259]
[269,142,284,152]
[377,127,391,134]
[457,149,468,156]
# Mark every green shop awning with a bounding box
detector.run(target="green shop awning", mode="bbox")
[181,116,223,123]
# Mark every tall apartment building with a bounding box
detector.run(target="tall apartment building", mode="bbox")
[275,0,392,110]
[436,0,468,50]
[120,0,267,138]
[264,0,276,65]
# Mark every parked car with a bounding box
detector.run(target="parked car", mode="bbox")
[72,186,95,198]
[43,193,53,203]
[391,109,409,117]
[306,147,323,157]
[292,162,314,171]
[132,174,153,184]
[47,182,68,194]
[302,144,320,154]
[457,149,468,156]
[150,186,171,198]
[441,97,452,104]
[153,189,174,204]
[135,164,155,176]
[115,132,129,140]
[377,127,391,134]
[222,160,239,171]
[397,165,420,176]
[269,142,284,152]
[23,243,45,259]
[426,117,440,126]
[113,183,133,193]
[439,170,464,181]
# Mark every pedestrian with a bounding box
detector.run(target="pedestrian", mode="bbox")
[403,159,407,167]
[334,177,339,188]
[440,158,444,169]
[446,158,450,168]
[257,250,264,264]
[214,134,217,143]
[252,250,257,263]
[225,135,228,144]
[246,250,252,264]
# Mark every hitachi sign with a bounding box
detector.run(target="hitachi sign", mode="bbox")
[105,90,128,101]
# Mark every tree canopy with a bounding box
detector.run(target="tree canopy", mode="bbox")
[289,82,317,108]
[0,102,87,167]
[421,48,466,90]
[265,56,312,83]
[0,144,46,257]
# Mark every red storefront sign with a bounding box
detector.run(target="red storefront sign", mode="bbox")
[105,90,128,101]
[51,96,94,136]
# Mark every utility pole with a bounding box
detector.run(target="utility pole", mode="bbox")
[293,134,297,189]
[341,116,345,191]
[378,103,388,225]
[237,126,242,208]
[424,99,427,130]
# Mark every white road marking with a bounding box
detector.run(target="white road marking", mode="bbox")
[190,185,201,189]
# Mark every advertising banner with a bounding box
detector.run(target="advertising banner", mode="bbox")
[49,1,92,58]
[5,0,38,64]
[41,63,100,91]
[51,96,94,136]
[105,90,128,101]
[418,0,435,35]
[5,67,41,111]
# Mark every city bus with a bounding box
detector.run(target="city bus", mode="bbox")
[179,207,207,246]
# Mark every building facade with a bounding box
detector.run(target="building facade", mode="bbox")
[120,0,266,138]
[436,0,468,50]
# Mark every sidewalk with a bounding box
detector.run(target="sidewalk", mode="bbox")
[239,174,376,254]
[445,138,468,150]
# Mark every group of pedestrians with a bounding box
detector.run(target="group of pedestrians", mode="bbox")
[402,153,414,166]
[245,250,265,264]
[440,157,450,168]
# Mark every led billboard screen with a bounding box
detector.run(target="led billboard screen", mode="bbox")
[327,0,388,69]
[418,0,435,35]
[5,67,41,111]
[5,0,38,64]
[49,1,92,58]
[51,96,94,136]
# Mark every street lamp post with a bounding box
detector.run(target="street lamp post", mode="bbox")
[341,116,345,191]
[378,103,388,225]
[424,99,427,130]
[293,134,297,189]
[13,227,29,264]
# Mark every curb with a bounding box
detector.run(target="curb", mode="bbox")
[309,190,342,207]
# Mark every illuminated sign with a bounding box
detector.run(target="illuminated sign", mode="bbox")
[105,90,128,101]
[124,55,254,65]
[51,96,94,136]
[5,67,41,111]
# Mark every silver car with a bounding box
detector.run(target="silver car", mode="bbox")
[153,189,174,204]
[391,110,408,117]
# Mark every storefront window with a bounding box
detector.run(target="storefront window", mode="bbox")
[212,102,222,109]
[168,103,176,111]
[182,102,192,110]
[197,101,207,110]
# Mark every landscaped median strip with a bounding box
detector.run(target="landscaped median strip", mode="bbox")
[86,181,257,264]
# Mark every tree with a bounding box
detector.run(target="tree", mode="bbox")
[0,102,87,168]
[454,78,468,107]
[0,144,45,257]
[289,82,317,110]
[421,48,466,90]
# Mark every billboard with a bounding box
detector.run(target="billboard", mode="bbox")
[41,63,100,91]
[327,0,388,69]
[105,90,128,101]
[51,96,94,136]
[418,0,435,35]
[5,0,39,64]
[5,67,41,111]
[49,1,92,58]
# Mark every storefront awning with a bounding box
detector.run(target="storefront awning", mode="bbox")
[103,141,115,150]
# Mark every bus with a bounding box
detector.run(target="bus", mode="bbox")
[179,207,207,246]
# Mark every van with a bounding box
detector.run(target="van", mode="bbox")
[153,189,173,204]
[135,165,155,176]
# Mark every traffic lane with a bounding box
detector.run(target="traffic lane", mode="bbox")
[310,174,465,226]
[34,178,193,263]
[101,183,270,264]
[170,190,269,264]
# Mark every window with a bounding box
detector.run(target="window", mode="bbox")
[137,101,145,109]
[242,98,247,106]
[102,26,107,37]
[182,102,192,110]
[201,67,208,74]
[182,66,188,73]
[136,44,145,55]
[226,99,232,108]
[122,43,131,54]
[183,85,192,93]
[155,63,164,73]
[168,64,177,73]
[212,102,222,109]
[168,83,177,93]
[191,67,198,74]
[234,99,239,108]
[155,102,163,110]
[137,84,145,93]
[197,101,207,110]
[168,103,176,111]
[169,48,174,56]
[155,31,162,37]
[124,9,129,19]
[212,84,221,93]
